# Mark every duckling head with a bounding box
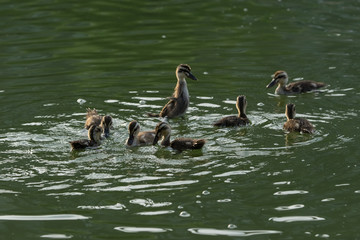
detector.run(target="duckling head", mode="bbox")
[126,120,140,146]
[267,70,288,88]
[100,115,113,138]
[176,64,197,81]
[236,95,247,118]
[88,125,103,143]
[153,122,171,146]
[285,103,296,120]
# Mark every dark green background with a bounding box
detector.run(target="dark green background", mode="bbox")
[1,0,359,239]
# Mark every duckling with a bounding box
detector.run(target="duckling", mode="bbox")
[213,95,250,127]
[69,125,102,150]
[85,108,113,138]
[126,120,156,147]
[266,71,326,95]
[152,122,205,151]
[148,64,197,118]
[283,103,315,134]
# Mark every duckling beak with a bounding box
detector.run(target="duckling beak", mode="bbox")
[187,72,197,81]
[127,135,134,146]
[266,78,277,88]
[153,134,159,145]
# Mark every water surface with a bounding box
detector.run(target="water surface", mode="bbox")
[1,0,360,239]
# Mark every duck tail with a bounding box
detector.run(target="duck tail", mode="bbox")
[193,139,206,149]
[86,108,98,118]
[147,112,160,117]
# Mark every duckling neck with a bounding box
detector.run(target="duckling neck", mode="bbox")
[238,112,247,118]
[237,105,247,118]
[161,135,171,147]
[276,85,287,95]
[276,78,289,94]
[173,77,189,100]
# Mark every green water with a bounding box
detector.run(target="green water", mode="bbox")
[1,0,360,239]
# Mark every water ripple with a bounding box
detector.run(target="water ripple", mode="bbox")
[136,210,174,216]
[274,190,309,196]
[275,204,305,211]
[114,226,172,233]
[40,234,73,239]
[102,180,198,192]
[0,214,90,221]
[129,198,172,207]
[188,228,282,237]
[269,216,325,223]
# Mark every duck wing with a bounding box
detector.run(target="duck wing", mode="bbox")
[286,80,325,93]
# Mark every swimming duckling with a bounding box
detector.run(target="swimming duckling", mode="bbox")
[69,125,102,150]
[266,71,326,95]
[213,95,250,127]
[152,122,205,151]
[283,103,315,134]
[85,108,113,138]
[148,64,197,118]
[126,120,156,147]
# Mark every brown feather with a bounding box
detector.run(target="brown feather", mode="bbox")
[148,64,196,119]
[283,118,315,134]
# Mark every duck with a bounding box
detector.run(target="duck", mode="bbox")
[266,70,326,95]
[126,120,156,147]
[213,95,250,127]
[85,108,113,138]
[152,122,205,151]
[69,125,102,150]
[283,103,315,134]
[148,64,197,118]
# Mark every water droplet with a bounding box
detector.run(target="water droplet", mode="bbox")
[315,233,330,238]
[202,190,210,195]
[227,224,237,229]
[77,98,86,105]
[179,211,191,217]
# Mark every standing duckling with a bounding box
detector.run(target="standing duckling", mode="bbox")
[85,108,113,138]
[69,125,102,150]
[267,71,326,95]
[148,64,197,118]
[213,95,250,127]
[126,120,156,147]
[152,122,205,151]
[283,103,315,134]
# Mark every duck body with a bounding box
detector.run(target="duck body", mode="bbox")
[213,95,250,127]
[148,64,197,119]
[70,125,102,150]
[159,80,189,118]
[126,120,155,147]
[69,139,98,150]
[85,108,113,138]
[152,122,205,151]
[283,118,314,134]
[267,71,325,95]
[283,103,315,134]
[169,138,206,151]
[213,115,250,127]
